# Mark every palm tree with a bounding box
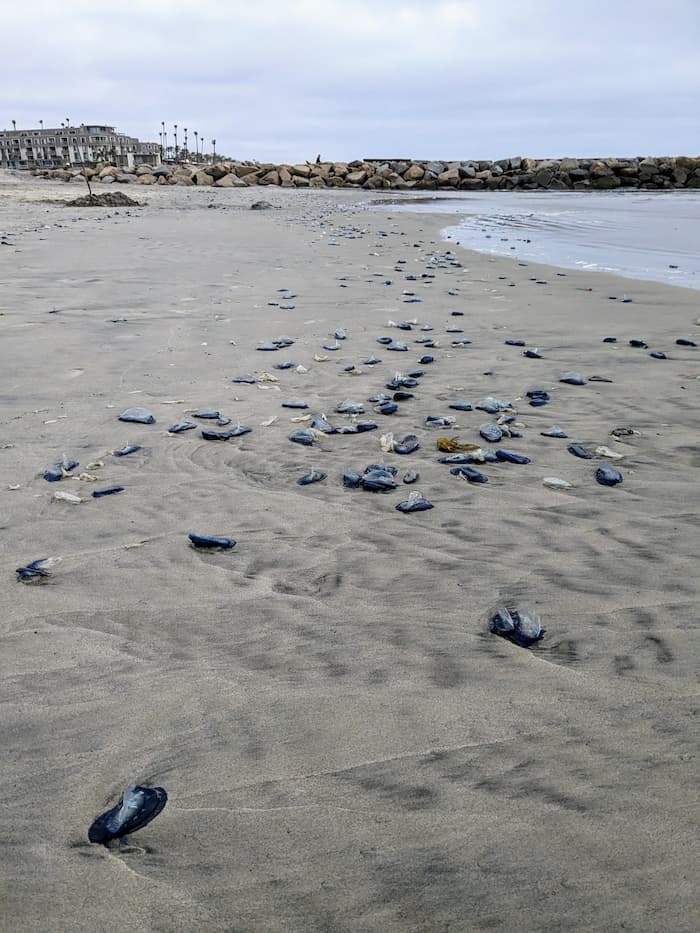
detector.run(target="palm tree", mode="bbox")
[12,119,16,131]
[183,128,188,160]
[193,130,198,162]
[161,121,165,161]
[174,123,178,161]
[212,139,216,163]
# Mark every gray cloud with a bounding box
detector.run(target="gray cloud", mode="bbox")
[1,0,697,161]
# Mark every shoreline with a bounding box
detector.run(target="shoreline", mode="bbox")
[1,179,698,932]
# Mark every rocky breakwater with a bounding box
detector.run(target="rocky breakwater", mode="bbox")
[35,155,700,191]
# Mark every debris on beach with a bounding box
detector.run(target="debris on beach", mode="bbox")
[16,557,59,583]
[188,533,236,549]
[395,491,434,512]
[88,784,167,846]
[119,407,155,424]
[490,607,545,647]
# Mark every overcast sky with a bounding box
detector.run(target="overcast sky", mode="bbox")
[1,0,697,162]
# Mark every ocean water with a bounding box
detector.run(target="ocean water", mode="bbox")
[380,190,700,290]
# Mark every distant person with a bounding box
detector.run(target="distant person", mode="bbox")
[315,154,321,164]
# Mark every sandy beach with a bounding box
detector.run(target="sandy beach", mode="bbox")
[1,174,698,932]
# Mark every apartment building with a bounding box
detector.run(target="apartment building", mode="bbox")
[0,123,160,169]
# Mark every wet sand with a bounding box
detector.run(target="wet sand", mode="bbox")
[1,175,698,932]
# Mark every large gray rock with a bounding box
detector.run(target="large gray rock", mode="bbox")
[559,158,579,172]
[425,161,445,176]
[194,171,214,186]
[438,168,461,186]
[590,173,621,189]
[459,164,476,178]
[345,170,368,185]
[151,164,171,177]
[136,163,155,175]
[290,164,311,178]
[115,173,134,183]
[535,168,555,187]
[403,164,424,181]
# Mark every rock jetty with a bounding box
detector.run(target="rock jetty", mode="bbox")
[34,156,700,191]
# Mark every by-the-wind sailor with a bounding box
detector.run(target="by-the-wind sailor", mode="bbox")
[450,465,488,483]
[92,485,125,497]
[113,445,142,457]
[426,416,454,427]
[202,429,231,440]
[193,408,222,419]
[309,413,337,434]
[387,340,408,351]
[88,784,168,845]
[419,355,434,364]
[524,349,542,359]
[43,459,79,481]
[403,470,419,484]
[394,434,419,455]
[479,424,503,443]
[274,361,295,370]
[490,607,545,647]
[334,328,347,340]
[361,468,398,491]
[676,338,696,347]
[476,397,512,413]
[226,425,252,437]
[543,476,573,489]
[281,400,309,410]
[168,421,199,434]
[232,374,256,384]
[395,491,433,513]
[376,336,393,345]
[649,351,667,360]
[297,469,327,485]
[449,401,472,412]
[335,400,364,414]
[393,391,414,401]
[363,356,382,365]
[290,430,315,446]
[119,408,155,424]
[343,468,362,488]
[355,422,378,433]
[188,533,236,549]
[16,557,58,583]
[541,426,568,438]
[595,465,623,486]
[559,372,586,386]
[505,339,526,346]
[377,402,398,415]
[629,339,648,348]
[495,450,530,464]
[568,444,593,459]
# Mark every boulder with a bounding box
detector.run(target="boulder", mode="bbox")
[290,163,311,178]
[194,171,214,186]
[260,170,280,185]
[279,167,294,186]
[115,173,134,183]
[51,169,72,181]
[590,173,621,189]
[309,175,326,187]
[673,168,688,185]
[136,163,155,175]
[174,176,194,186]
[346,170,368,185]
[535,168,554,187]
[206,163,229,181]
[559,158,579,172]
[438,168,461,186]
[589,161,613,178]
[136,174,156,185]
[151,164,171,177]
[459,164,476,179]
[403,164,425,181]
[458,177,485,190]
[234,163,258,178]
[676,156,700,172]
[100,175,114,184]
[293,176,310,187]
[425,161,445,176]
[364,175,387,188]
[392,161,409,176]
[568,168,589,181]
[327,176,346,187]
[240,173,260,185]
[332,162,349,177]
[157,175,168,185]
[214,173,236,187]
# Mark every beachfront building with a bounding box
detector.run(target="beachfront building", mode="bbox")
[0,124,160,170]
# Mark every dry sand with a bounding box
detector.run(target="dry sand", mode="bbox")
[1,173,698,932]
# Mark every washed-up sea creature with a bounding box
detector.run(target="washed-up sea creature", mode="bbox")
[232,374,256,384]
[523,348,542,358]
[93,485,125,498]
[403,470,419,484]
[361,466,398,492]
[281,401,309,410]
[396,491,433,513]
[343,468,362,488]
[88,784,168,846]
[495,450,530,464]
[490,607,545,647]
[169,420,197,433]
[188,533,236,549]
[505,339,526,346]
[650,351,667,359]
[376,402,398,415]
[449,401,472,411]
[290,430,315,446]
[568,444,593,459]
[192,408,222,419]
[394,434,419,455]
[629,339,648,348]
[479,424,503,443]
[113,445,142,457]
[298,469,327,485]
[542,476,573,489]
[336,400,364,414]
[380,432,395,453]
[310,413,337,434]
[541,426,568,438]
[119,408,155,424]
[596,465,623,486]
[676,338,696,347]
[560,372,586,386]
[53,491,82,504]
[476,397,513,414]
[450,465,488,483]
[436,437,481,453]
[426,415,455,428]
[594,445,624,460]
[43,459,79,482]
[16,557,60,582]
